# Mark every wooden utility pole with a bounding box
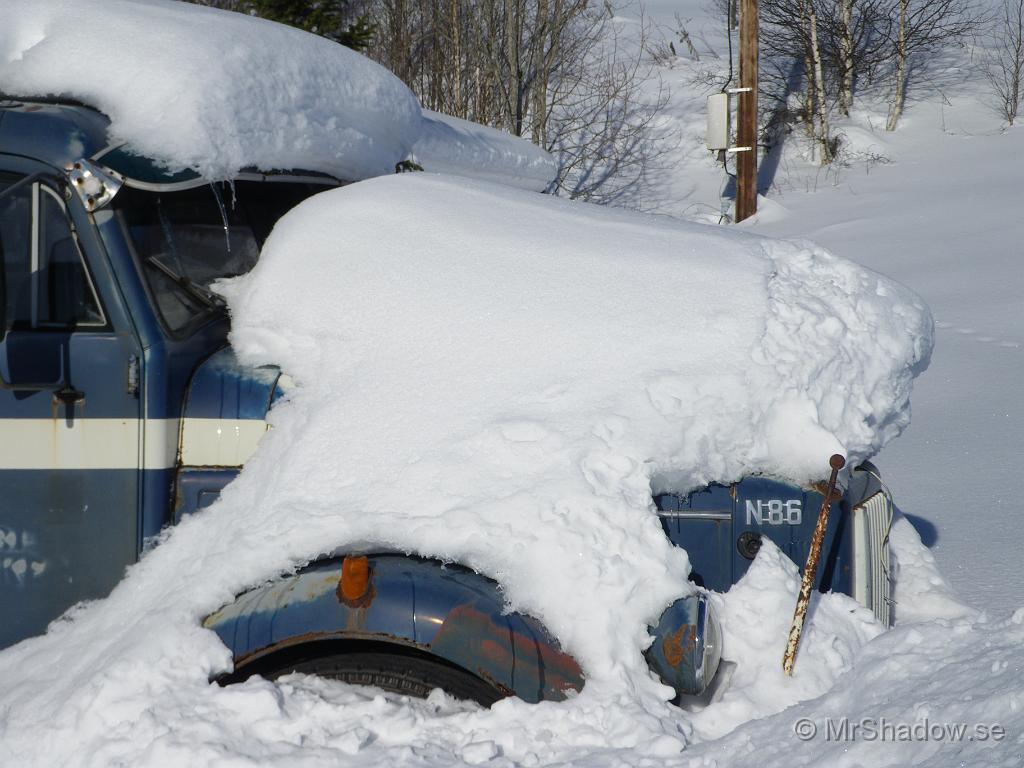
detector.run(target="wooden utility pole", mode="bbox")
[736,0,758,222]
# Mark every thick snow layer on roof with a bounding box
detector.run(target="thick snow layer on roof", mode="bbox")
[0,1,554,188]
[413,110,556,191]
[0,174,934,765]
[0,0,422,180]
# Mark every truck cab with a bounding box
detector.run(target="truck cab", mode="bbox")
[0,97,893,705]
[0,98,335,646]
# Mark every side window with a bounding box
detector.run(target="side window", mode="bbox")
[0,178,104,331]
[0,178,32,329]
[37,187,104,327]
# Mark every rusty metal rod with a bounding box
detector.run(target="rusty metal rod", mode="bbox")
[783,453,846,676]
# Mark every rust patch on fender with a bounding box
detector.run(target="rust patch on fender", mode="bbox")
[431,603,584,701]
[662,624,697,669]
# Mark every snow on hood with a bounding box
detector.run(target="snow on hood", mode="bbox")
[413,110,556,191]
[0,0,555,190]
[0,0,422,180]
[0,174,933,765]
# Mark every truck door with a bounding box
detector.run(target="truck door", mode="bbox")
[0,174,142,648]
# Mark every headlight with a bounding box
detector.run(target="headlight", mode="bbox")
[646,593,722,697]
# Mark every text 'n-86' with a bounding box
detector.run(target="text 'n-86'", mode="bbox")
[746,499,803,525]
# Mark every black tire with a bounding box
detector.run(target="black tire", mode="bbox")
[266,650,505,707]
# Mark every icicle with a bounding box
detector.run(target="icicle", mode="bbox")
[210,182,231,253]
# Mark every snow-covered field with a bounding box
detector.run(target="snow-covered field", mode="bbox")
[1,0,1022,765]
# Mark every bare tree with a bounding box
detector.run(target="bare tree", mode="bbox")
[760,0,836,162]
[884,0,979,130]
[839,0,855,112]
[820,0,891,115]
[984,0,1024,125]
[546,16,673,204]
[759,0,977,155]
[365,0,670,204]
[806,1,833,161]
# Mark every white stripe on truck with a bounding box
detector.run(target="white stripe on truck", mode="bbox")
[0,417,268,470]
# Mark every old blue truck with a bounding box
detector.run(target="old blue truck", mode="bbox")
[0,97,894,705]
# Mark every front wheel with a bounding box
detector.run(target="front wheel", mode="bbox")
[265,650,505,706]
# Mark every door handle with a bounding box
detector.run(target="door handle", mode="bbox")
[53,385,85,407]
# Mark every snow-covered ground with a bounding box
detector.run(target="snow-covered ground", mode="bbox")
[1,0,1022,765]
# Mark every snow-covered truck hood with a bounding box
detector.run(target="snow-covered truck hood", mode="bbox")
[0,172,932,765]
[0,0,554,190]
[215,170,932,686]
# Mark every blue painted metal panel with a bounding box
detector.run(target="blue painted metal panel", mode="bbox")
[140,468,176,541]
[655,485,733,590]
[172,467,239,522]
[732,478,852,595]
[204,555,585,703]
[172,350,282,521]
[183,347,280,421]
[0,330,141,418]
[0,148,239,649]
[656,476,855,598]
[0,469,139,648]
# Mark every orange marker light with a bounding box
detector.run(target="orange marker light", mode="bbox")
[339,556,370,603]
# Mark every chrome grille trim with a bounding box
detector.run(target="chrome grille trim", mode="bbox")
[852,491,893,626]
[655,510,732,520]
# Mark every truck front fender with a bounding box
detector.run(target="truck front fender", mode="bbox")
[203,554,584,703]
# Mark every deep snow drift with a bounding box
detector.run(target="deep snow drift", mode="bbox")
[0,173,933,765]
[413,110,556,191]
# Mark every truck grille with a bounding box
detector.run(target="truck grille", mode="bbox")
[852,492,893,626]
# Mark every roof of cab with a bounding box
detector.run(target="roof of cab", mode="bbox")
[0,97,111,169]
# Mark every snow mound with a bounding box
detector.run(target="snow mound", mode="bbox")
[413,110,557,191]
[889,515,975,623]
[691,540,884,742]
[0,0,423,181]
[0,174,932,765]
[682,603,1024,768]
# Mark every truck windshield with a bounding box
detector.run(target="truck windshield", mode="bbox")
[116,179,334,333]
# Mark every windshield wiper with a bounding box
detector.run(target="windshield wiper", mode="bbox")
[144,256,226,310]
